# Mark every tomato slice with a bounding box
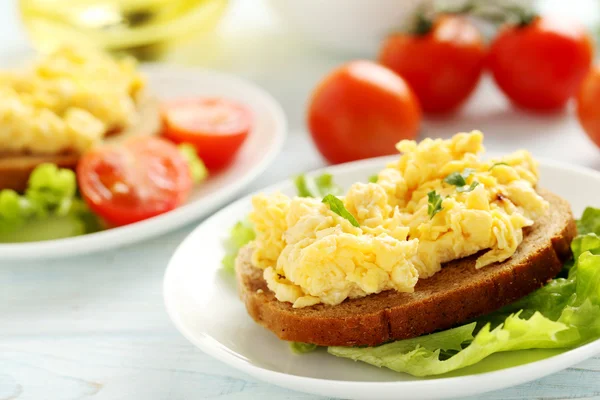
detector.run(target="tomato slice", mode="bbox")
[161,98,252,170]
[77,137,193,226]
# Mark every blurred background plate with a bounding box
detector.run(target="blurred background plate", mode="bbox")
[0,64,286,260]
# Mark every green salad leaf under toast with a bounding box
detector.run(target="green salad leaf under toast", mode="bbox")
[290,342,318,354]
[0,164,102,242]
[577,207,600,236]
[295,173,342,198]
[221,219,256,273]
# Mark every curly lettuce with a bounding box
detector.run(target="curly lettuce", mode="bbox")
[290,342,318,354]
[221,219,256,273]
[0,164,101,242]
[576,207,600,235]
[329,208,600,376]
[179,144,208,184]
[294,173,341,198]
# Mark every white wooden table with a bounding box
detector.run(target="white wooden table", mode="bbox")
[2,1,600,399]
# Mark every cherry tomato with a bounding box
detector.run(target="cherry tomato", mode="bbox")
[161,98,252,170]
[488,16,593,112]
[577,65,600,148]
[307,60,421,164]
[78,137,192,226]
[379,15,486,113]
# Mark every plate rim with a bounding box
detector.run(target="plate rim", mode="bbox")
[163,155,600,399]
[0,64,287,260]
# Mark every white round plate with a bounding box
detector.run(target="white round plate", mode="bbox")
[164,156,600,400]
[0,65,286,259]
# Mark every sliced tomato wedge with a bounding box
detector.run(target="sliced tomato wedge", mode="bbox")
[161,98,252,170]
[77,137,193,226]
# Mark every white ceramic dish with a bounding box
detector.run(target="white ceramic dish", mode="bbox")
[164,156,600,400]
[0,65,286,259]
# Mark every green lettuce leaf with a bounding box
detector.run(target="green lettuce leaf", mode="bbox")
[558,250,600,342]
[295,173,341,198]
[329,312,579,377]
[27,163,77,214]
[222,219,256,273]
[482,234,600,326]
[491,277,576,323]
[0,189,33,234]
[0,163,102,242]
[179,144,208,184]
[290,342,318,354]
[0,214,86,242]
[577,207,600,235]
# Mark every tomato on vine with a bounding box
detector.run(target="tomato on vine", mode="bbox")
[379,14,486,114]
[488,15,593,111]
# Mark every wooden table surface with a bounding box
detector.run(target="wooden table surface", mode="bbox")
[2,1,600,399]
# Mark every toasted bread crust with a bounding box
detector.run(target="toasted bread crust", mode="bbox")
[0,95,161,192]
[236,189,576,347]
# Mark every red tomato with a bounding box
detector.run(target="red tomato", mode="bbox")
[161,98,252,170]
[307,60,421,164]
[577,65,600,147]
[488,16,593,111]
[379,15,486,113]
[77,137,193,226]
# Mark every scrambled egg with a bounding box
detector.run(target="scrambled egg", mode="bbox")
[0,46,145,155]
[249,131,549,308]
[251,189,419,308]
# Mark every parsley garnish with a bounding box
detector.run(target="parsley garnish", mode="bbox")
[457,181,480,193]
[445,168,479,193]
[488,162,509,171]
[444,168,475,187]
[368,174,378,183]
[427,190,444,219]
[445,172,467,187]
[322,194,360,227]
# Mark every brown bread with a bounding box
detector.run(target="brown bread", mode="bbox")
[0,95,161,192]
[236,189,577,347]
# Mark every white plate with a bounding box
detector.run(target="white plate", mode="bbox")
[163,156,600,400]
[0,65,286,259]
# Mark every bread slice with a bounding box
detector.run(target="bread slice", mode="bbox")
[236,189,576,347]
[0,95,161,192]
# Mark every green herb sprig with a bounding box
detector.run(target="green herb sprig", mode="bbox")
[427,190,444,219]
[322,194,360,227]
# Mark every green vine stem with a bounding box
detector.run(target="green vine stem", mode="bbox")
[408,0,538,35]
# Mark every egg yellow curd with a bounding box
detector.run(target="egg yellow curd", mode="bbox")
[0,46,144,155]
[249,131,549,308]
